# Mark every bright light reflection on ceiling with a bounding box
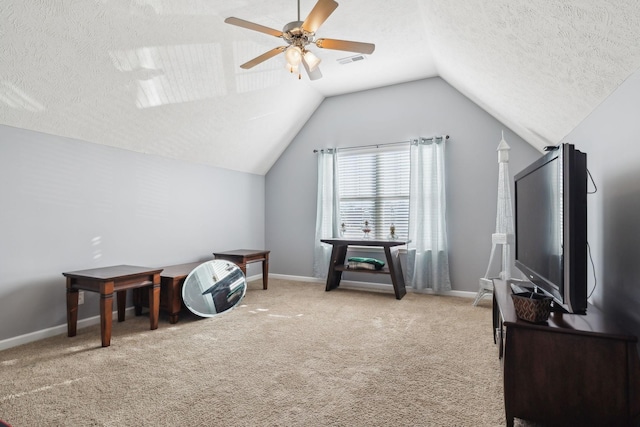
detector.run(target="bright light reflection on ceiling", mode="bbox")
[0,81,45,112]
[232,41,292,93]
[110,43,226,109]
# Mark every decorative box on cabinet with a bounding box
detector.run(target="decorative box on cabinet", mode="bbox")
[493,278,640,426]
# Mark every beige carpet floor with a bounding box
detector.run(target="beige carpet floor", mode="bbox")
[1,279,509,426]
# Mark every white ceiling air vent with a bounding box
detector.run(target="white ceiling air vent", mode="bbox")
[337,54,367,65]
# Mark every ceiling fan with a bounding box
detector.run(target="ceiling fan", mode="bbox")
[224,0,375,80]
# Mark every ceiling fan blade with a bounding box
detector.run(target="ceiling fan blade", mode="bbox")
[316,38,375,54]
[302,0,338,33]
[240,47,287,69]
[302,57,323,80]
[224,17,283,38]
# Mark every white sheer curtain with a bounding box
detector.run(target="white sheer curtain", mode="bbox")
[406,137,451,291]
[313,150,340,278]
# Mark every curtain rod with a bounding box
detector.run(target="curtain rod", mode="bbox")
[313,135,449,153]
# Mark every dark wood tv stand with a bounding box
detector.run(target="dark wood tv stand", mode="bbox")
[493,278,640,426]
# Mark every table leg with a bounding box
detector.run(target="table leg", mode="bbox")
[168,278,180,324]
[325,244,347,291]
[66,279,79,337]
[132,287,143,316]
[262,255,269,290]
[385,246,407,300]
[100,292,113,347]
[149,282,160,330]
[238,262,247,277]
[116,290,128,321]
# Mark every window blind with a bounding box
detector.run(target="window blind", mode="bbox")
[338,146,410,240]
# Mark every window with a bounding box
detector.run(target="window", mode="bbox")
[337,146,410,240]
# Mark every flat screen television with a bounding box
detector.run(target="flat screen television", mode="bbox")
[514,143,588,314]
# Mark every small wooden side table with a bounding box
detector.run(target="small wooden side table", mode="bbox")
[212,249,270,290]
[63,265,162,347]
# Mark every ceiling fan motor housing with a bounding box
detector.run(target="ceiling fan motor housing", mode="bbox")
[282,21,315,48]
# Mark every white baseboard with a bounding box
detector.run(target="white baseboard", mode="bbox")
[268,273,325,283]
[1,275,477,352]
[0,307,135,352]
[268,273,477,299]
[245,274,263,283]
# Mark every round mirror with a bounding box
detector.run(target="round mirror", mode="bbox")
[182,260,247,317]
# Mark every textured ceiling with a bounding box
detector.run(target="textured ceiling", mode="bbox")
[1,1,640,175]
[422,1,640,149]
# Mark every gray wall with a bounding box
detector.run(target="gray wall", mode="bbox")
[563,69,640,339]
[0,125,265,343]
[265,77,540,292]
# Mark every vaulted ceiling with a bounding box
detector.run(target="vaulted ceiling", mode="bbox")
[2,1,640,175]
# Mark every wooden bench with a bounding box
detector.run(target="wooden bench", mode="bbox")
[157,261,205,324]
[133,261,206,324]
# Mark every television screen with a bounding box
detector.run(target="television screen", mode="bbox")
[514,143,587,314]
[515,155,563,292]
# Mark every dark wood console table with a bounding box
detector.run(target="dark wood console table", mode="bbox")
[493,278,640,426]
[320,239,408,299]
[63,265,161,347]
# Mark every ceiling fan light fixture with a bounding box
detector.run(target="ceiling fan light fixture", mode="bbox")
[303,50,321,72]
[225,0,375,80]
[285,46,303,67]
